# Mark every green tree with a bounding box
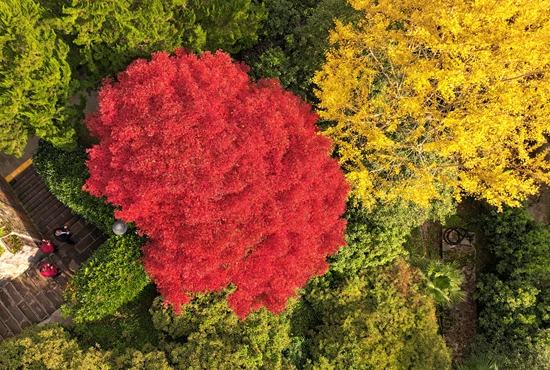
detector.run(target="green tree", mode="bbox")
[59,0,267,88]
[467,205,550,369]
[465,333,550,370]
[0,324,109,369]
[473,206,550,341]
[151,291,295,369]
[302,261,451,369]
[0,323,173,369]
[242,0,361,103]
[0,0,76,157]
[60,0,196,88]
[189,0,266,54]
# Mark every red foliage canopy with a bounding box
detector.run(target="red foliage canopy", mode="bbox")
[84,49,349,318]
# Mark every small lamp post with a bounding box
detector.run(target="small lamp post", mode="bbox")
[112,220,128,235]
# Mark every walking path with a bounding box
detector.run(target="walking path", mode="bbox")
[0,142,106,342]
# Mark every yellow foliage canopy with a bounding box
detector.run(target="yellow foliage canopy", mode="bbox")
[315,0,550,209]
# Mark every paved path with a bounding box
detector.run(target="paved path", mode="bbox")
[0,137,39,179]
[0,147,106,341]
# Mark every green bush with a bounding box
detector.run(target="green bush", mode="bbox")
[62,233,150,323]
[0,323,173,369]
[420,260,466,308]
[0,323,110,369]
[329,197,455,277]
[466,205,550,368]
[33,140,117,233]
[301,260,452,369]
[70,284,160,353]
[473,206,550,341]
[151,291,295,369]
[464,333,550,370]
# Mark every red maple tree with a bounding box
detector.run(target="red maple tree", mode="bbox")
[84,49,349,318]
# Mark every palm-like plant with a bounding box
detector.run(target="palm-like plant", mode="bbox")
[421,260,467,307]
[454,353,498,370]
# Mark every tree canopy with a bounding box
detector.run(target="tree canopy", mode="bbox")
[0,0,76,157]
[58,0,267,87]
[84,49,349,318]
[314,0,550,209]
[302,261,451,369]
[151,293,295,369]
[466,205,550,369]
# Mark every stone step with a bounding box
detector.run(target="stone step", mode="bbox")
[0,165,108,342]
[10,168,42,202]
[8,165,36,191]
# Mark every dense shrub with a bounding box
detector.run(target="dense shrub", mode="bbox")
[329,197,455,277]
[32,140,116,233]
[473,206,550,340]
[62,233,150,323]
[151,292,295,369]
[465,333,550,370]
[69,284,160,353]
[0,323,173,369]
[0,324,109,369]
[465,205,550,368]
[301,260,452,369]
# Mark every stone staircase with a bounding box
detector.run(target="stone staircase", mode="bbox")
[0,165,107,341]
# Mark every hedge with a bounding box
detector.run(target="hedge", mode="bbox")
[33,140,117,233]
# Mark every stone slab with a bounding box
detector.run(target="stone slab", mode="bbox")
[18,302,40,323]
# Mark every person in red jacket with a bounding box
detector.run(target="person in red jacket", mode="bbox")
[39,239,55,253]
[39,263,58,277]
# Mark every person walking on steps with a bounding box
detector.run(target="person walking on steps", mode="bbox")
[53,222,75,244]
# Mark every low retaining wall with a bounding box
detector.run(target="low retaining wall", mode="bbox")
[0,176,43,282]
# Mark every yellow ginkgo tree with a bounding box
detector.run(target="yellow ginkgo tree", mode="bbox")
[314,0,550,209]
